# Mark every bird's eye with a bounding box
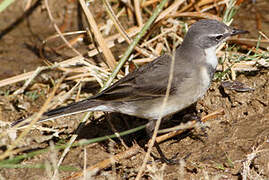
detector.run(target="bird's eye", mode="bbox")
[215,35,223,40]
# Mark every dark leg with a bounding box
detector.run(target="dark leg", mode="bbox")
[154,141,179,164]
[146,120,179,164]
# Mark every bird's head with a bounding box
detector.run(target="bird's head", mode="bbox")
[183,19,248,49]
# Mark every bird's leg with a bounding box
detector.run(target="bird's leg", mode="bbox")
[146,120,179,164]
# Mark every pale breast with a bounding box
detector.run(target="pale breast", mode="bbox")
[204,46,218,69]
[144,64,213,120]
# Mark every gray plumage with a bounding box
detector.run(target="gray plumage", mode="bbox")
[12,19,248,127]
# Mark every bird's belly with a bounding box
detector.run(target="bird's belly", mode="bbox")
[124,87,209,120]
[146,90,207,119]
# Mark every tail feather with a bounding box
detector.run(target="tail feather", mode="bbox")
[43,99,103,118]
[11,99,107,127]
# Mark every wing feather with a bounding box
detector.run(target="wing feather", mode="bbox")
[92,54,187,102]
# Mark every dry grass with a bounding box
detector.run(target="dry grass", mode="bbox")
[0,0,268,179]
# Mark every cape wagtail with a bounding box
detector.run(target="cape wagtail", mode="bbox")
[12,19,248,163]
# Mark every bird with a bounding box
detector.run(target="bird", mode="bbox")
[12,19,248,163]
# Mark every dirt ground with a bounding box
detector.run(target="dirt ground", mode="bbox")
[0,0,268,179]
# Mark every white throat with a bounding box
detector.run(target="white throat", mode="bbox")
[204,46,218,69]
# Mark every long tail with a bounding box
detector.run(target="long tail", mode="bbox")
[11,99,108,127]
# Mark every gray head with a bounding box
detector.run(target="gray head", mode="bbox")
[182,19,248,49]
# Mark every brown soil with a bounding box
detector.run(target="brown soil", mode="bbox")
[0,0,268,179]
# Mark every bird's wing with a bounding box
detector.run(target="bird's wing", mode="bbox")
[93,53,187,102]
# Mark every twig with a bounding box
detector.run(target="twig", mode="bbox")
[134,0,143,27]
[197,0,223,7]
[44,0,81,56]
[0,56,84,88]
[200,0,227,12]
[107,115,129,149]
[103,0,152,58]
[79,0,117,70]
[141,0,160,8]
[171,11,222,21]
[101,0,169,91]
[13,66,49,95]
[156,0,185,22]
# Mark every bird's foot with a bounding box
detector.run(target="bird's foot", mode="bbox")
[153,142,180,165]
[158,153,179,165]
[149,151,179,165]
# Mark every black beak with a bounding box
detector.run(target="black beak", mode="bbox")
[230,28,249,36]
